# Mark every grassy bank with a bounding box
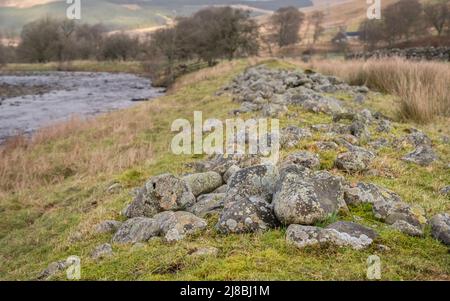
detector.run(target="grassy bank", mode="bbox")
[0,58,449,280]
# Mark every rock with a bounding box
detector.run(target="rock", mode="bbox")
[123,173,196,218]
[90,243,113,260]
[402,145,438,166]
[399,129,432,147]
[224,164,279,205]
[112,217,160,244]
[153,211,207,242]
[315,141,339,150]
[354,94,366,104]
[213,185,228,194]
[343,182,402,206]
[280,126,312,148]
[273,168,347,225]
[262,103,287,117]
[38,260,68,280]
[286,222,377,250]
[286,224,322,248]
[183,172,223,197]
[335,148,375,173]
[107,183,122,193]
[281,151,320,170]
[430,214,450,246]
[320,221,377,250]
[391,220,423,237]
[190,154,261,175]
[440,186,450,196]
[368,138,390,150]
[377,119,392,133]
[349,120,370,140]
[223,165,241,184]
[187,193,225,217]
[94,220,123,234]
[216,196,278,234]
[301,96,344,115]
[190,247,219,257]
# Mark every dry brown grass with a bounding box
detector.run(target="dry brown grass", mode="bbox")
[0,104,160,194]
[290,57,450,123]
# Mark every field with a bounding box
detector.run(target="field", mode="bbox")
[0,58,449,280]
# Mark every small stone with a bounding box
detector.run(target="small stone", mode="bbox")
[281,151,320,170]
[94,220,123,234]
[439,186,450,196]
[335,148,375,173]
[402,145,438,166]
[286,225,322,248]
[430,213,450,246]
[90,243,113,260]
[190,247,219,257]
[112,217,160,244]
[38,260,68,280]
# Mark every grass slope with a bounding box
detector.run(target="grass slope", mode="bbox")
[0,58,449,280]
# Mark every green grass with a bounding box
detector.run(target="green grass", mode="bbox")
[0,59,449,280]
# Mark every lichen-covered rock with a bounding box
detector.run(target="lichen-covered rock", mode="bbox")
[186,193,225,217]
[281,151,320,170]
[153,211,207,242]
[402,145,438,166]
[182,171,223,197]
[439,186,450,196]
[335,147,375,173]
[273,168,347,225]
[280,126,312,148]
[286,224,322,248]
[224,164,279,205]
[286,222,377,250]
[430,213,450,246]
[216,196,278,234]
[223,165,241,184]
[399,129,432,147]
[344,182,402,206]
[112,217,160,244]
[190,247,219,257]
[123,173,196,218]
[315,141,339,151]
[377,119,392,133]
[38,260,68,280]
[320,221,377,250]
[94,220,123,234]
[90,243,113,260]
[262,103,288,117]
[189,154,261,175]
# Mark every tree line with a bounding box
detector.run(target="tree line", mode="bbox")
[360,0,450,50]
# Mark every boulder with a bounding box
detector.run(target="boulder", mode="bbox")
[153,211,207,242]
[223,165,241,184]
[335,147,375,173]
[112,217,160,244]
[280,126,312,148]
[224,164,279,205]
[186,193,225,217]
[123,174,195,218]
[343,182,402,206]
[183,171,223,197]
[402,145,438,166]
[217,196,278,234]
[320,221,377,250]
[430,213,450,246]
[286,225,322,248]
[273,168,347,225]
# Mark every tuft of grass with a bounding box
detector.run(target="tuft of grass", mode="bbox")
[290,57,450,124]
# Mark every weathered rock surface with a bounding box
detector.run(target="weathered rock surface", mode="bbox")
[430,213,450,246]
[153,211,207,242]
[286,221,377,250]
[187,193,225,217]
[224,164,279,205]
[335,147,375,173]
[281,151,320,170]
[182,171,223,197]
[216,196,278,234]
[280,126,312,148]
[273,167,347,225]
[440,186,450,196]
[38,260,68,280]
[190,247,219,257]
[123,173,195,218]
[344,182,402,206]
[91,243,113,260]
[112,217,160,244]
[402,145,438,166]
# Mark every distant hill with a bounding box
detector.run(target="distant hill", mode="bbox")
[0,0,313,36]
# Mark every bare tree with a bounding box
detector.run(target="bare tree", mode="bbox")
[271,7,305,47]
[331,27,349,54]
[424,1,450,36]
[0,34,5,67]
[359,19,385,50]
[383,0,423,43]
[100,33,140,61]
[310,11,325,44]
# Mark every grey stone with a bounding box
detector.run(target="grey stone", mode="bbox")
[430,213,450,246]
[38,260,68,280]
[94,220,123,234]
[123,173,196,218]
[273,169,347,225]
[187,193,225,217]
[440,186,450,196]
[286,224,322,248]
[281,151,320,170]
[153,211,207,242]
[216,196,278,234]
[320,221,377,250]
[223,165,241,184]
[335,147,375,173]
[190,247,219,257]
[112,217,160,244]
[280,126,312,148]
[402,145,438,166]
[224,164,279,205]
[90,243,113,260]
[343,182,402,206]
[183,171,223,197]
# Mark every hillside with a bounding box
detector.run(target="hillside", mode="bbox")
[0,58,449,280]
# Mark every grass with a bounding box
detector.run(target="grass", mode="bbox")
[0,58,449,280]
[290,57,450,124]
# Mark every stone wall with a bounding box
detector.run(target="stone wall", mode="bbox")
[347,47,450,61]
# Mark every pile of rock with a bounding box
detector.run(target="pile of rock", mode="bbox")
[347,47,450,62]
